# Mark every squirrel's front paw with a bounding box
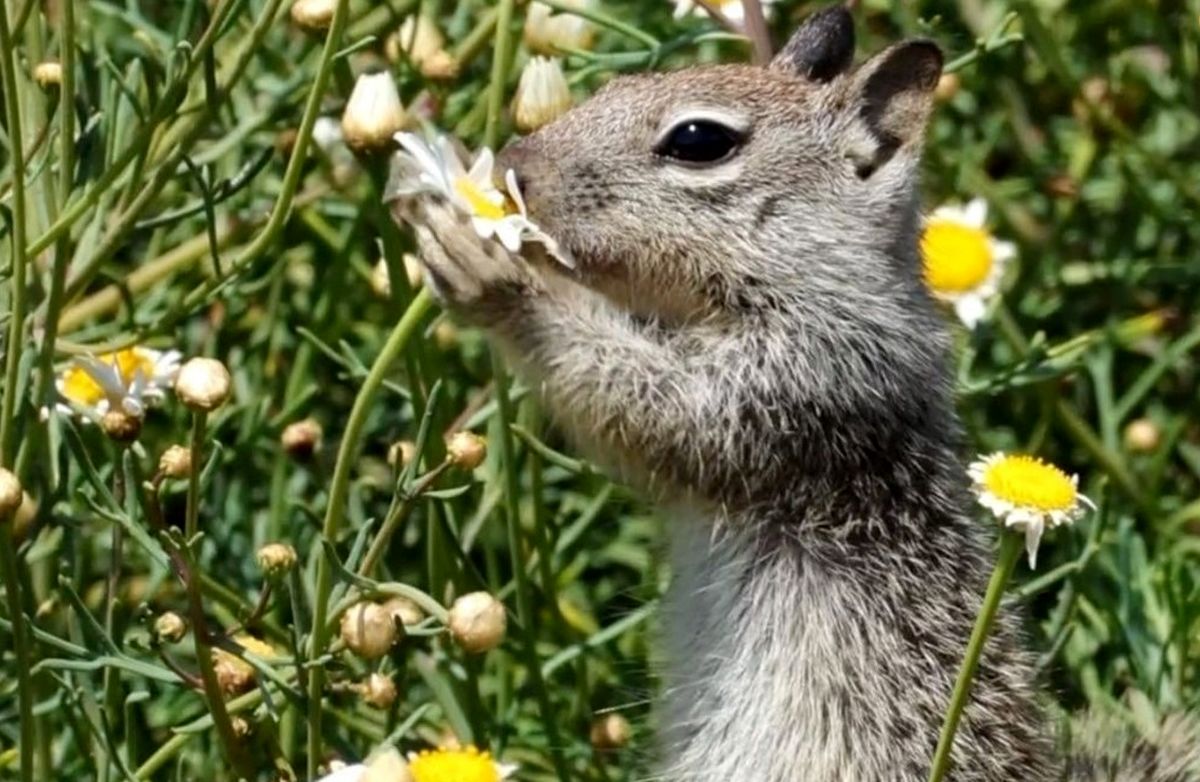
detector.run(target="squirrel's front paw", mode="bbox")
[410,201,541,319]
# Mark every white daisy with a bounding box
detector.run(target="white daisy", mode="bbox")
[968,453,1095,568]
[672,0,778,26]
[390,131,573,266]
[53,347,181,422]
[920,198,1016,329]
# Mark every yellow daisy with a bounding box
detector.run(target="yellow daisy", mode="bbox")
[968,453,1094,568]
[920,198,1016,329]
[407,746,517,782]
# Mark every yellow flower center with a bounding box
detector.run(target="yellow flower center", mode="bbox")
[409,747,501,782]
[982,455,1077,512]
[60,348,156,406]
[920,219,994,294]
[453,177,508,220]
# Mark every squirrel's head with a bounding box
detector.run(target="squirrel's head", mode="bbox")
[500,7,943,320]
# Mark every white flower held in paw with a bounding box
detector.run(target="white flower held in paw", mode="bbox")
[513,56,572,133]
[53,347,181,423]
[672,0,778,25]
[920,198,1016,329]
[314,748,414,782]
[968,453,1094,568]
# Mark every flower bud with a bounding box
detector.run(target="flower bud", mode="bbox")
[12,492,37,542]
[290,0,335,31]
[383,595,425,627]
[513,56,572,133]
[231,716,253,739]
[342,72,407,154]
[448,591,506,654]
[0,468,22,520]
[446,431,487,471]
[340,601,400,660]
[359,672,398,709]
[388,15,445,69]
[281,418,323,460]
[387,440,417,470]
[175,357,232,412]
[154,612,188,644]
[371,258,392,299]
[101,410,142,443]
[213,635,276,694]
[419,51,460,81]
[934,72,959,102]
[433,321,459,351]
[1124,418,1161,453]
[589,713,632,751]
[33,61,63,89]
[256,542,299,579]
[524,0,595,55]
[158,445,193,479]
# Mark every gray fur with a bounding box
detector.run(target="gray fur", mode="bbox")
[400,9,1198,781]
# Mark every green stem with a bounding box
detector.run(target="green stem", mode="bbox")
[0,525,33,782]
[927,533,1023,782]
[0,0,30,468]
[185,413,206,541]
[306,289,433,778]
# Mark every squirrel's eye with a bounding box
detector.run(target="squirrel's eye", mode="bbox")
[656,120,743,164]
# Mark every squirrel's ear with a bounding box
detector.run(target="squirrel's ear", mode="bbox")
[770,6,855,83]
[844,40,942,177]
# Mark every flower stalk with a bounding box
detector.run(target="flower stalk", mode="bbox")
[927,532,1023,782]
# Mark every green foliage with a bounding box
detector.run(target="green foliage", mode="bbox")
[0,1,1197,780]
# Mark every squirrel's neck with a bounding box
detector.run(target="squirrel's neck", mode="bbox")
[657,485,1059,782]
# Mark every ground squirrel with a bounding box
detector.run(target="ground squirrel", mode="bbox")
[401,7,1199,781]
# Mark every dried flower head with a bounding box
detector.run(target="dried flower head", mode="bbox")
[340,601,400,660]
[524,0,595,55]
[281,418,324,460]
[448,592,507,654]
[513,57,572,133]
[359,672,399,709]
[969,453,1094,568]
[589,713,632,751]
[0,468,23,520]
[100,410,142,443]
[213,635,276,694]
[153,612,188,644]
[33,61,63,89]
[446,431,487,471]
[290,0,335,31]
[175,357,233,412]
[158,445,194,479]
[342,72,407,153]
[256,543,299,579]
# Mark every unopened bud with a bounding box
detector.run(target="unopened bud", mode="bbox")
[448,591,506,654]
[523,0,595,55]
[383,595,425,627]
[388,15,444,68]
[387,440,417,470]
[446,431,487,471]
[513,56,572,133]
[371,258,392,299]
[256,543,299,579]
[1124,418,1161,453]
[934,72,959,102]
[590,713,632,751]
[175,357,232,412]
[433,321,459,351]
[213,636,275,694]
[100,410,142,443]
[154,612,188,644]
[419,51,460,81]
[33,61,63,89]
[340,601,400,660]
[231,716,253,739]
[0,468,22,519]
[281,418,323,460]
[359,672,398,709]
[158,445,193,479]
[290,0,335,31]
[342,72,407,154]
[12,492,37,542]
